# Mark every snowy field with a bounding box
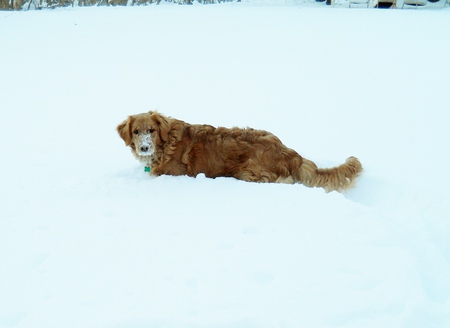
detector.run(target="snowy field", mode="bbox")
[1,1,450,327]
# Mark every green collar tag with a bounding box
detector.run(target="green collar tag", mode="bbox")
[145,166,151,173]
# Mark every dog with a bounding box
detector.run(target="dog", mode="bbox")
[117,111,362,192]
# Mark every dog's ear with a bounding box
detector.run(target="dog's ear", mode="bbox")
[117,116,134,146]
[151,112,170,142]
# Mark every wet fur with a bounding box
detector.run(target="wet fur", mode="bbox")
[117,111,363,192]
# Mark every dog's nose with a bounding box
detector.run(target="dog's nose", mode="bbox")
[140,146,149,152]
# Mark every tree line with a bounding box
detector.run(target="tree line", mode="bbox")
[0,0,239,10]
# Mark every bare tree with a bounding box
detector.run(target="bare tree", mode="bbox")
[1,0,237,10]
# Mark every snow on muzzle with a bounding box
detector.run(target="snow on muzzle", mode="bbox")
[138,134,155,156]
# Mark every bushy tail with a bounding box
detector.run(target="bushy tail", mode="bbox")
[295,156,363,192]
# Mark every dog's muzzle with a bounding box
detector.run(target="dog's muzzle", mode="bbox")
[138,134,154,156]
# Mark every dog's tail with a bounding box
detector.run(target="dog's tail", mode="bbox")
[293,156,363,192]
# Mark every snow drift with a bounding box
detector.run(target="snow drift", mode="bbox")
[1,2,450,327]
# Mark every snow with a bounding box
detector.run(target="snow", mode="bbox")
[1,1,450,327]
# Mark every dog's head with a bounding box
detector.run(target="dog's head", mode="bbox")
[117,111,170,158]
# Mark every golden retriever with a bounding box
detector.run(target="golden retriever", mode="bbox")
[117,111,362,192]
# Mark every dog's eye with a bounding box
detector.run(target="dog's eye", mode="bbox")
[133,130,139,135]
[149,129,155,133]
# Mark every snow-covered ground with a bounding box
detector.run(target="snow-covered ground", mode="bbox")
[1,1,450,327]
